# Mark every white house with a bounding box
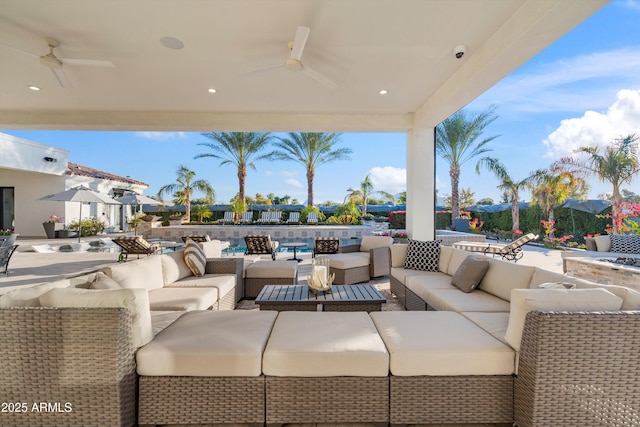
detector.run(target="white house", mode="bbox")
[0,133,148,237]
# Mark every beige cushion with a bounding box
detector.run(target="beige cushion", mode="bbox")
[528,269,591,289]
[446,247,472,276]
[326,253,370,269]
[370,311,515,376]
[461,312,510,345]
[148,287,219,311]
[405,272,455,291]
[359,235,393,252]
[102,255,164,291]
[0,279,75,307]
[150,310,185,336]
[263,312,389,377]
[137,310,278,376]
[594,235,612,252]
[199,240,223,258]
[424,288,510,312]
[479,259,535,301]
[390,267,429,285]
[39,287,153,349]
[245,260,298,278]
[390,244,408,268]
[451,257,490,292]
[160,250,193,285]
[571,281,640,310]
[184,239,206,276]
[505,288,623,351]
[166,274,235,293]
[439,245,454,272]
[90,271,122,289]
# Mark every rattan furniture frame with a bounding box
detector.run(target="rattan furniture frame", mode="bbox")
[245,275,297,299]
[328,244,391,285]
[0,244,18,277]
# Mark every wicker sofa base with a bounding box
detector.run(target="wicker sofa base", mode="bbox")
[331,265,371,285]
[390,274,406,306]
[266,376,389,425]
[138,376,265,425]
[391,375,514,425]
[245,276,297,298]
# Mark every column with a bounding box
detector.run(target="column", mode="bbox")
[406,127,436,241]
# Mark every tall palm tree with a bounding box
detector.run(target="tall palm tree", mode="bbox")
[476,157,530,235]
[556,134,640,234]
[436,106,499,229]
[345,174,396,216]
[271,132,352,207]
[196,132,273,205]
[157,165,214,221]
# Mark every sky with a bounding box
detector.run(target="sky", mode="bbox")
[3,0,640,206]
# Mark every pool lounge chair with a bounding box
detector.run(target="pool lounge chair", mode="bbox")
[239,211,253,224]
[112,236,161,261]
[452,233,538,263]
[312,237,340,258]
[218,212,235,224]
[307,211,319,224]
[287,212,300,224]
[181,235,211,243]
[244,235,280,261]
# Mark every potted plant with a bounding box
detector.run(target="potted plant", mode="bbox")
[42,214,63,239]
[168,213,184,226]
[0,228,18,247]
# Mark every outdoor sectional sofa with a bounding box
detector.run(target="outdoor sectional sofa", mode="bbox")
[1,239,640,426]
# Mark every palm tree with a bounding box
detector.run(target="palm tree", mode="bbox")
[345,174,396,217]
[556,134,640,234]
[271,132,352,207]
[476,157,530,235]
[436,106,499,229]
[157,165,214,221]
[196,132,273,205]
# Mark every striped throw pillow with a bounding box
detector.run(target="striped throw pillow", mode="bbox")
[184,239,206,276]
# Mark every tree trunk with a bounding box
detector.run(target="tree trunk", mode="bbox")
[511,193,519,235]
[612,183,623,234]
[238,167,247,206]
[450,166,460,228]
[307,167,314,207]
[548,209,555,238]
[185,192,191,223]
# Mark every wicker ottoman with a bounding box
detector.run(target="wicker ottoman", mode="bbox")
[244,260,298,298]
[263,311,390,425]
[137,310,278,426]
[370,311,516,425]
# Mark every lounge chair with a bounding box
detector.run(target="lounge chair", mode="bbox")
[112,236,161,261]
[218,211,235,224]
[270,211,282,224]
[313,237,340,258]
[0,245,18,277]
[287,212,300,224]
[307,211,319,224]
[239,211,253,224]
[452,233,538,263]
[244,235,280,261]
[256,212,271,224]
[181,235,211,243]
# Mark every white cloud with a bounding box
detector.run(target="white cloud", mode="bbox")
[543,89,640,158]
[285,178,303,188]
[368,166,406,194]
[134,132,186,141]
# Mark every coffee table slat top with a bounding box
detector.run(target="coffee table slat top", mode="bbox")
[256,284,385,310]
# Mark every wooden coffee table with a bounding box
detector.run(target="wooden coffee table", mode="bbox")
[255,284,386,312]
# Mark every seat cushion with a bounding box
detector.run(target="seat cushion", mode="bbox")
[326,253,370,270]
[102,255,164,291]
[263,312,389,377]
[390,266,430,285]
[423,288,510,312]
[370,311,515,376]
[461,312,510,345]
[148,287,218,311]
[166,274,236,297]
[150,310,186,336]
[405,273,456,301]
[137,310,278,376]
[244,260,298,278]
[160,250,192,286]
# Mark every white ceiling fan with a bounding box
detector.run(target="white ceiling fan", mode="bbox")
[245,26,337,88]
[0,37,115,88]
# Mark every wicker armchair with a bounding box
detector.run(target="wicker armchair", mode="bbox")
[244,235,279,260]
[313,237,340,258]
[0,244,18,277]
[181,235,211,243]
[112,236,160,260]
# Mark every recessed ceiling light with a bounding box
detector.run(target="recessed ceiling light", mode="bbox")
[160,36,184,50]
[379,89,388,95]
[208,88,217,93]
[27,85,41,91]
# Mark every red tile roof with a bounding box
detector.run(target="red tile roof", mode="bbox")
[66,162,148,186]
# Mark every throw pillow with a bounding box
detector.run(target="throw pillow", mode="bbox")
[610,234,640,254]
[403,239,441,271]
[594,235,611,252]
[538,282,576,290]
[505,288,623,352]
[184,239,207,276]
[90,271,122,289]
[451,257,490,293]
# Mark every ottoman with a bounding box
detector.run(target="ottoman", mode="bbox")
[136,310,278,426]
[263,311,390,425]
[244,260,298,298]
[326,253,370,285]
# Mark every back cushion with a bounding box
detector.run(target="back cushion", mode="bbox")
[446,248,472,276]
[360,235,393,252]
[199,240,222,258]
[479,259,535,301]
[102,255,164,291]
[0,279,73,307]
[160,250,193,285]
[439,246,453,273]
[594,235,611,252]
[390,244,408,268]
[610,234,640,254]
[39,287,153,349]
[529,269,592,289]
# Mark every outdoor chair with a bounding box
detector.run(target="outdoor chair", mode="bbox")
[270,211,282,224]
[452,233,538,263]
[244,235,280,260]
[0,244,18,277]
[112,236,161,261]
[218,211,235,224]
[313,237,340,258]
[256,212,271,224]
[181,235,211,243]
[239,211,253,224]
[287,212,300,224]
[307,211,319,224]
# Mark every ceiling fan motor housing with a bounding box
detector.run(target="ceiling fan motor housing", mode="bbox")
[40,54,63,69]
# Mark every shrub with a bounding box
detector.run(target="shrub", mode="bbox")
[388,211,406,229]
[68,217,105,237]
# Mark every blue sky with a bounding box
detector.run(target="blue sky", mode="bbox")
[4,0,640,205]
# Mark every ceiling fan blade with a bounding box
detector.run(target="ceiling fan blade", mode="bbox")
[289,26,310,61]
[50,67,73,88]
[60,58,115,67]
[0,42,38,57]
[242,63,284,76]
[302,65,337,88]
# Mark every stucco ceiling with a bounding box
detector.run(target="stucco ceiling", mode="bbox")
[0,0,607,132]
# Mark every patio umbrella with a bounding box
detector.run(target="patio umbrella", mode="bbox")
[38,185,122,242]
[560,198,612,214]
[114,193,173,213]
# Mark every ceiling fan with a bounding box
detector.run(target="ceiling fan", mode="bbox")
[245,26,337,88]
[0,37,115,88]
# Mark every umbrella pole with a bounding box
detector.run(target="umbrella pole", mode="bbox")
[78,202,82,243]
